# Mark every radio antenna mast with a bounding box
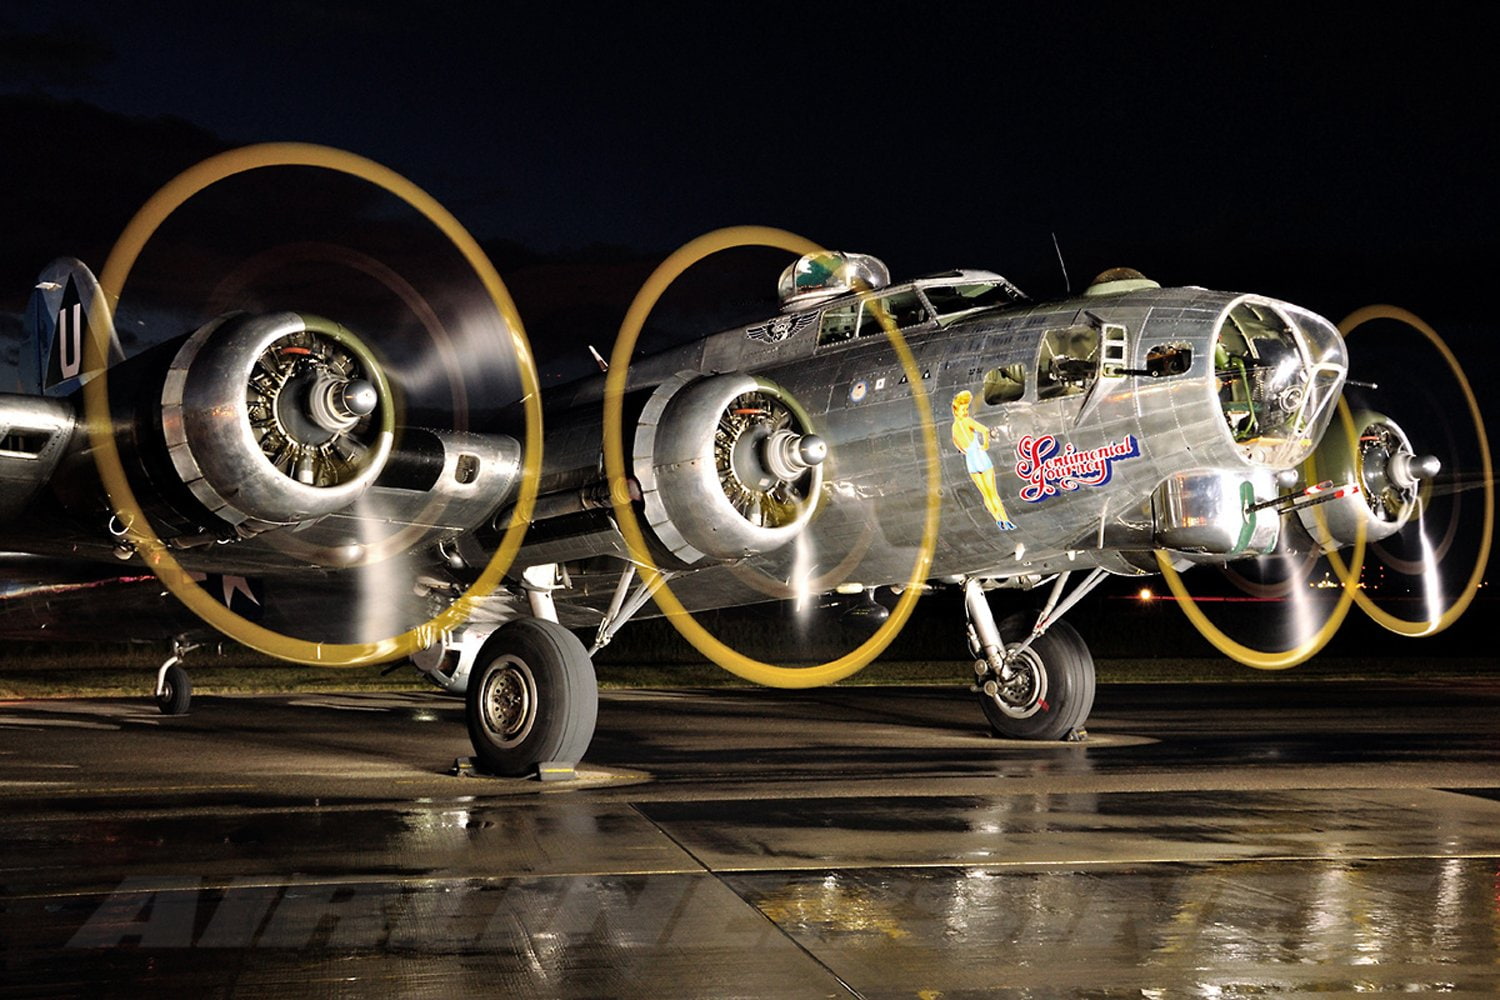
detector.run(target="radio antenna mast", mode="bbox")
[1051,232,1071,296]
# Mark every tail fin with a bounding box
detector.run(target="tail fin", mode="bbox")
[21,258,123,396]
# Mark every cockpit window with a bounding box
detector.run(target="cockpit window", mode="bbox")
[817,290,930,345]
[1036,325,1100,400]
[922,282,1015,323]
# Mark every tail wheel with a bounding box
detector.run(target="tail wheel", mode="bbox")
[465,619,598,777]
[156,663,192,716]
[978,614,1095,741]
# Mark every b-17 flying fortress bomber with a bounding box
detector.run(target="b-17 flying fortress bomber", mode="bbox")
[0,240,1471,776]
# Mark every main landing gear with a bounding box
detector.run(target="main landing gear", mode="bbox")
[464,618,599,777]
[963,573,1102,741]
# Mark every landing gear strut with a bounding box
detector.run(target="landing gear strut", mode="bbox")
[964,577,1097,741]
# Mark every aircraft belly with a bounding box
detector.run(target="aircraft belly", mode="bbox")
[0,577,208,641]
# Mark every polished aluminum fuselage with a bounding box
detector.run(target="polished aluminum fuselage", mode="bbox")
[0,276,1347,639]
[530,282,1341,617]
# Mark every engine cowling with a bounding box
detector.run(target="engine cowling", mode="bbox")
[159,312,394,536]
[633,373,826,564]
[1296,410,1440,551]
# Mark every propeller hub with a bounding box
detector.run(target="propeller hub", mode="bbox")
[1389,451,1440,490]
[339,379,380,418]
[308,375,378,434]
[798,434,828,466]
[762,429,827,482]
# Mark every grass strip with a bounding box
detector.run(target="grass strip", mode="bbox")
[0,656,1491,699]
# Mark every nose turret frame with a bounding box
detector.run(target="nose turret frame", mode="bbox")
[1211,295,1348,471]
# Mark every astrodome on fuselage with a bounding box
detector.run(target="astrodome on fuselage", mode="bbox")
[758,250,1028,350]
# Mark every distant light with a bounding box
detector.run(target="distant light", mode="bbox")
[1138,588,1154,602]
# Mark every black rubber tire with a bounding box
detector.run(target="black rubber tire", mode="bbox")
[156,663,192,716]
[465,619,598,777]
[978,613,1095,741]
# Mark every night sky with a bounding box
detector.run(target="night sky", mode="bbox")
[4,7,1497,330]
[1,4,1496,651]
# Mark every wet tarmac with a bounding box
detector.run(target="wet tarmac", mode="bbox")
[1,679,1498,996]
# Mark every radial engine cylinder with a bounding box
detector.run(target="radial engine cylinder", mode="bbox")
[160,312,395,536]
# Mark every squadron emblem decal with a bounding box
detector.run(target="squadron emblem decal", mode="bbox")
[745,311,817,344]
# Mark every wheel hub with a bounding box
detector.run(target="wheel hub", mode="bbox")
[983,647,1048,719]
[480,657,537,748]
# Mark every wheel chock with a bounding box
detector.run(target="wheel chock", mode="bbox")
[449,757,577,781]
[536,761,576,782]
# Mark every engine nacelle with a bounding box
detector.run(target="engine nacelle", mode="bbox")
[1295,410,1439,551]
[158,312,394,537]
[634,373,826,564]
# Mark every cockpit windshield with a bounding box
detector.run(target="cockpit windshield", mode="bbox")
[923,282,1016,324]
[1214,299,1347,468]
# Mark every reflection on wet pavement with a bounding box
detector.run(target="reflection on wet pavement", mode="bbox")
[637,787,1500,871]
[1,682,1498,996]
[728,857,1500,996]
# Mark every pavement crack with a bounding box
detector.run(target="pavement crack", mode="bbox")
[626,801,865,999]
